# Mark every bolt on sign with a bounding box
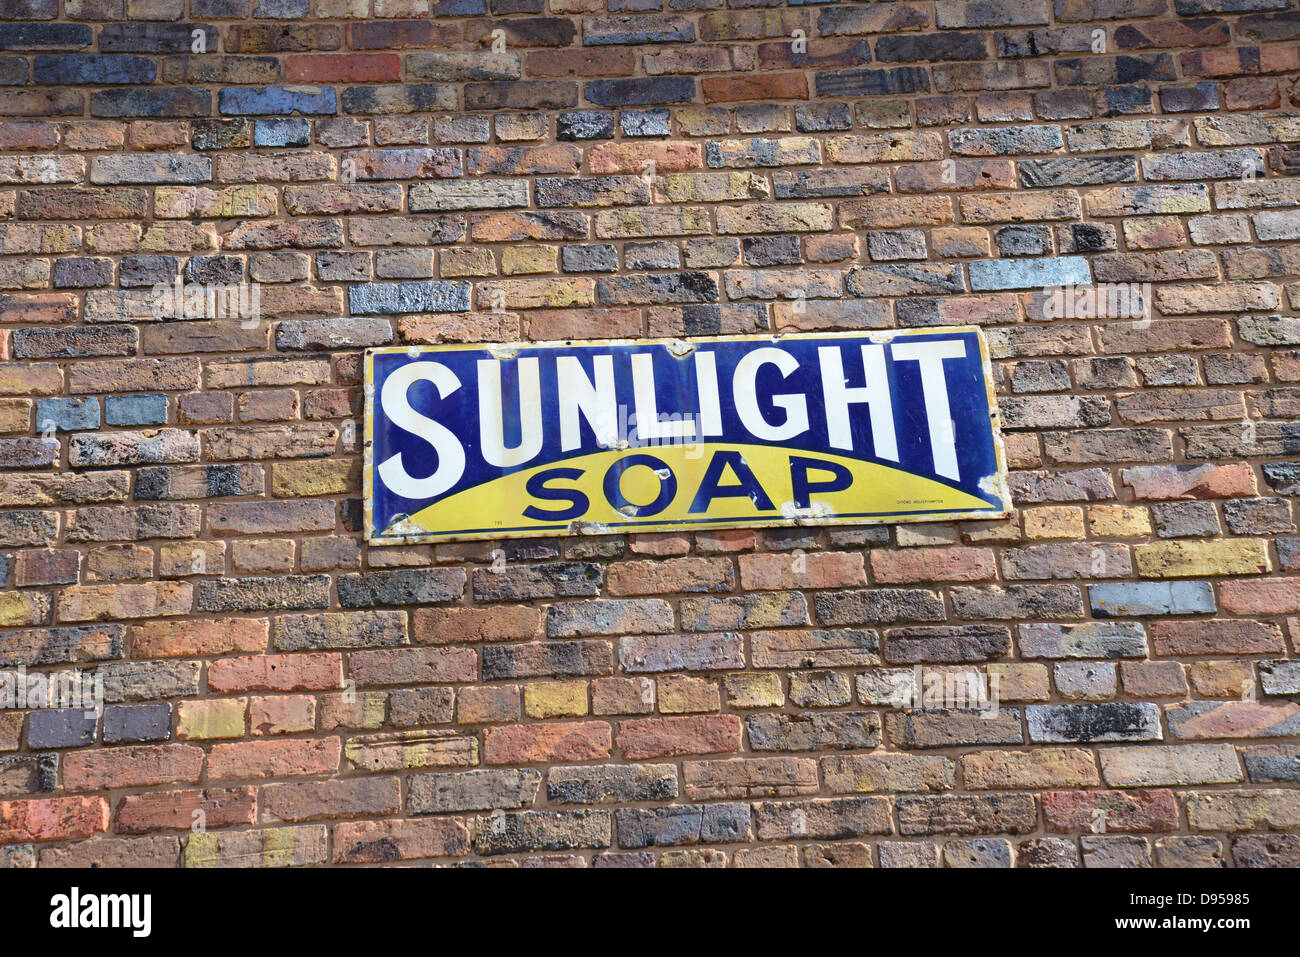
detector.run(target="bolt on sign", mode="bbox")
[364,328,1010,543]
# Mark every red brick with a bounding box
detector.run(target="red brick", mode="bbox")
[132,618,268,658]
[285,54,401,83]
[0,796,109,845]
[739,552,867,590]
[616,715,743,760]
[114,788,258,834]
[205,738,341,782]
[1151,619,1286,656]
[413,606,544,643]
[870,547,998,584]
[207,653,342,693]
[702,73,809,102]
[483,721,612,764]
[333,817,469,863]
[1043,790,1181,833]
[64,746,205,791]
[1220,578,1300,616]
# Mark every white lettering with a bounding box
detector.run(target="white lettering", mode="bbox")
[892,339,965,480]
[818,344,898,461]
[478,357,543,467]
[732,347,809,441]
[557,354,617,451]
[377,361,466,499]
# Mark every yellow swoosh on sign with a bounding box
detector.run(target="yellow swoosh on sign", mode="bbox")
[394,443,997,540]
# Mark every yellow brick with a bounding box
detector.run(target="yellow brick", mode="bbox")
[723,672,784,708]
[523,681,587,719]
[440,247,496,278]
[271,459,360,497]
[0,591,49,627]
[1088,505,1152,537]
[1135,539,1271,578]
[658,675,720,714]
[1023,506,1084,539]
[477,278,593,309]
[1188,661,1254,698]
[159,541,225,577]
[961,518,1022,544]
[501,245,557,275]
[85,222,142,253]
[177,698,247,740]
[987,663,1051,702]
[138,222,218,252]
[0,398,31,434]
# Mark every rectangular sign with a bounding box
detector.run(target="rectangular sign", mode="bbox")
[365,328,1010,544]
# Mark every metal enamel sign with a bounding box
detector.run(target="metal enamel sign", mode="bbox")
[364,328,1010,544]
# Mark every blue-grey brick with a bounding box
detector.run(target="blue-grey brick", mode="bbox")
[1152,501,1220,538]
[34,54,156,84]
[105,394,168,427]
[53,257,113,288]
[547,764,678,805]
[557,111,615,140]
[27,709,97,749]
[1243,746,1300,783]
[1019,621,1148,659]
[0,23,92,50]
[252,0,309,15]
[1159,82,1218,113]
[253,117,310,147]
[969,255,1091,291]
[995,225,1051,256]
[184,255,243,286]
[1027,703,1162,743]
[90,154,211,185]
[35,397,99,432]
[796,102,853,133]
[945,837,1013,868]
[615,802,750,848]
[97,23,216,53]
[90,88,211,118]
[337,569,466,608]
[118,255,180,287]
[348,280,470,315]
[196,576,330,613]
[584,77,695,107]
[620,108,670,136]
[562,244,619,273]
[103,704,171,743]
[0,57,28,85]
[218,85,336,116]
[815,66,928,97]
[584,15,694,45]
[408,768,541,813]
[1089,581,1215,617]
[1261,660,1300,696]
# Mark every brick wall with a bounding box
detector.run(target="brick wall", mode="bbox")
[1,0,1299,869]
